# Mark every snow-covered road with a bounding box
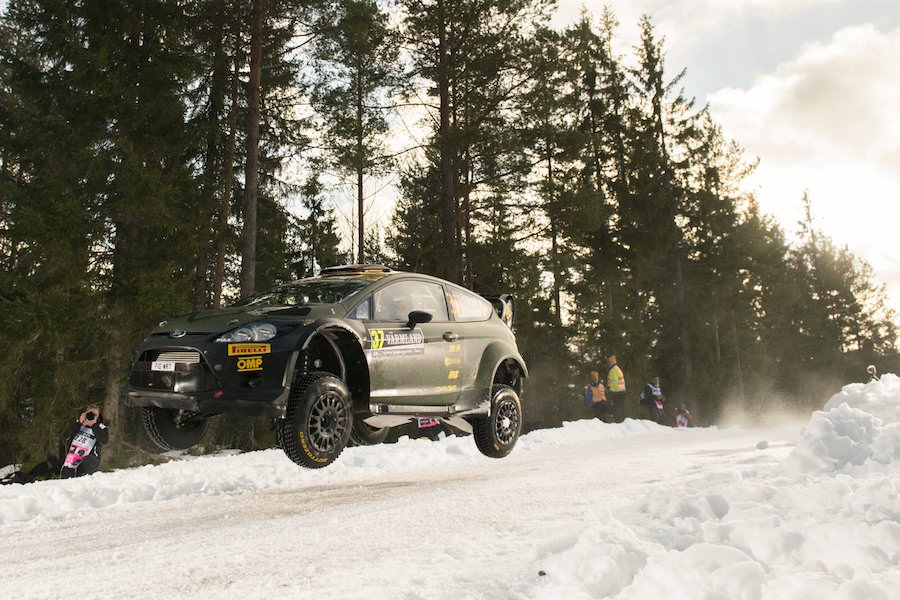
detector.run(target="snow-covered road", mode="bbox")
[2,377,899,599]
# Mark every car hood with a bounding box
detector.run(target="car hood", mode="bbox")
[153,304,342,335]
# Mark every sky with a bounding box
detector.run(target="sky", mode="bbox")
[554,0,900,313]
[2,376,899,597]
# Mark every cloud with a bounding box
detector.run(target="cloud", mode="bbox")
[711,25,900,170]
[553,0,843,52]
[708,24,900,312]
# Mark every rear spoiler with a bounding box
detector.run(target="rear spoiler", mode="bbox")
[482,294,515,329]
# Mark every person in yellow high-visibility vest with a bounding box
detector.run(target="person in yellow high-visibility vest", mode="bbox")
[606,355,626,423]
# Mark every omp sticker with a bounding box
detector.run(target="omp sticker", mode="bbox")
[237,356,264,372]
[228,343,271,356]
[444,356,461,367]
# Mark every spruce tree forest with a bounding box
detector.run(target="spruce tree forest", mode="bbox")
[1,0,897,468]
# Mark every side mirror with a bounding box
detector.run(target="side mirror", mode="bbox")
[407,310,433,328]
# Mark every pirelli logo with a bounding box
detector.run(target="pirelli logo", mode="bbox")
[228,343,271,356]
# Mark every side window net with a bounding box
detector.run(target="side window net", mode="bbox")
[445,288,493,321]
[347,297,371,320]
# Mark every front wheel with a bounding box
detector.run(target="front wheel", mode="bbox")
[142,407,209,451]
[473,385,522,459]
[277,372,352,469]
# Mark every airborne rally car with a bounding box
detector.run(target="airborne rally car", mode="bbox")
[124,265,527,468]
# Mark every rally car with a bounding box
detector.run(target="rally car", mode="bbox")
[124,265,527,468]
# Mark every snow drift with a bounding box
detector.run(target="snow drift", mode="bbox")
[518,376,900,599]
[1,377,899,599]
[786,373,900,473]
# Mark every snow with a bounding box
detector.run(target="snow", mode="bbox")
[2,377,899,599]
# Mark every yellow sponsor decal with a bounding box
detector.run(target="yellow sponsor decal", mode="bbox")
[448,370,459,380]
[299,431,328,462]
[436,384,458,393]
[370,329,386,349]
[444,356,461,367]
[236,356,264,372]
[228,343,271,356]
[448,343,461,353]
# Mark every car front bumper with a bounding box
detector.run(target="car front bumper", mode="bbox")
[123,333,300,419]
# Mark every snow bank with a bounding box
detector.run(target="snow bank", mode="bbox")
[786,373,900,473]
[527,375,900,599]
[0,417,667,527]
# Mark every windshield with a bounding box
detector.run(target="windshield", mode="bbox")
[234,279,370,307]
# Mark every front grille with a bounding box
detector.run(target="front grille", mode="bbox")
[156,351,201,364]
[131,349,215,393]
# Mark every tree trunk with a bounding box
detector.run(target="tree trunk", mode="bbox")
[713,310,721,363]
[547,137,562,327]
[194,20,228,311]
[240,0,263,297]
[463,149,472,288]
[436,1,458,282]
[356,73,365,264]
[214,9,241,308]
[730,311,746,403]
[675,254,694,394]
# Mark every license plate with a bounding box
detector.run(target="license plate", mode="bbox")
[151,361,176,372]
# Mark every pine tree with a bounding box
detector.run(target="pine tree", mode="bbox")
[311,0,398,264]
[0,0,204,458]
[387,161,443,274]
[399,0,554,282]
[627,15,700,403]
[294,171,346,277]
[240,0,263,297]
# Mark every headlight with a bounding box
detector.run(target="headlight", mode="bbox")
[215,322,277,343]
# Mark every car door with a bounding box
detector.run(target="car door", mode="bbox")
[444,285,496,391]
[363,279,459,407]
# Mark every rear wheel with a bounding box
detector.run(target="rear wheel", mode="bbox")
[142,407,209,451]
[349,420,390,446]
[473,385,522,459]
[277,372,352,469]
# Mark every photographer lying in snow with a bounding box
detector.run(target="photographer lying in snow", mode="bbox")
[1,404,109,484]
[59,404,109,479]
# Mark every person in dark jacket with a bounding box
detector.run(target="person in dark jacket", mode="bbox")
[640,377,665,424]
[2,404,110,485]
[59,404,109,479]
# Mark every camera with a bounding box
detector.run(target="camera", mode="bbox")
[85,411,96,421]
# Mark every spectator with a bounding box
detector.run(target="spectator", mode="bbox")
[640,376,665,424]
[59,404,109,479]
[2,404,110,485]
[584,370,613,422]
[606,355,626,423]
[867,365,879,382]
[674,404,694,428]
